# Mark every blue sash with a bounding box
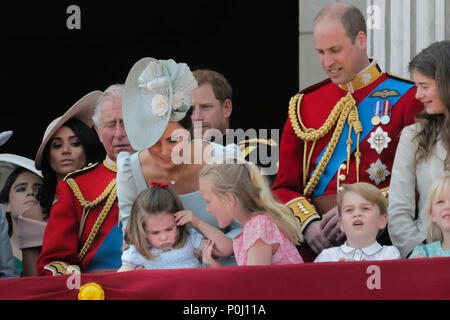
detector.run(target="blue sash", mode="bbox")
[311,78,414,197]
[87,223,123,271]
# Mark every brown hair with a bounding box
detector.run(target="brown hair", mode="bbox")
[199,157,302,245]
[192,69,232,104]
[409,40,450,170]
[123,185,187,259]
[337,182,387,217]
[314,3,367,43]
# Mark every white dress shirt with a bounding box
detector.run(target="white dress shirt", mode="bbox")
[314,241,401,262]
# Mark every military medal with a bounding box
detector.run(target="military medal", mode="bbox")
[380,101,392,125]
[367,127,391,154]
[371,101,381,125]
[366,159,390,185]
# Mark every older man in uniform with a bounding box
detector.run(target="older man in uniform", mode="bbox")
[36,84,135,275]
[272,3,424,260]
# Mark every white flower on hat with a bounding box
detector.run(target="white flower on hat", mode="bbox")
[152,94,169,117]
[172,91,184,111]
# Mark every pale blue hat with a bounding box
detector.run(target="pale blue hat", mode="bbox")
[122,57,198,151]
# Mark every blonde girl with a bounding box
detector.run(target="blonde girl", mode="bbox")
[409,176,450,258]
[197,158,303,266]
[118,183,231,271]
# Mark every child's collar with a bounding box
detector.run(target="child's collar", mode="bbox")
[340,241,382,256]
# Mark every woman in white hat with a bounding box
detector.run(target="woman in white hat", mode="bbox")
[35,91,106,215]
[0,154,43,276]
[117,58,242,266]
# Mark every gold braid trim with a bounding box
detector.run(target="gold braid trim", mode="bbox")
[77,184,117,262]
[66,178,116,209]
[288,92,357,197]
[289,94,344,141]
[65,177,117,262]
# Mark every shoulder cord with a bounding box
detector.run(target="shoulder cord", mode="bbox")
[288,92,360,197]
[65,177,117,262]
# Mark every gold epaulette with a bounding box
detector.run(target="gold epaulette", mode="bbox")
[386,72,414,84]
[65,176,116,209]
[286,197,320,233]
[64,174,117,262]
[63,162,99,181]
[44,261,81,276]
[238,138,278,158]
[380,186,389,204]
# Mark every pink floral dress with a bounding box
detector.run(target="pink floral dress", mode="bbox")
[233,215,303,266]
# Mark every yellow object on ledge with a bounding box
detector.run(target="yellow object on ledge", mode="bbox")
[78,282,105,300]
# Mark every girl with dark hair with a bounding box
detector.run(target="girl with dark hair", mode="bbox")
[118,183,230,271]
[0,156,43,276]
[388,41,450,258]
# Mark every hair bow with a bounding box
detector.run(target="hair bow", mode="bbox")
[149,181,168,188]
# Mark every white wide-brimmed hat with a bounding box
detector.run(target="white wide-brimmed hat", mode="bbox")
[0,153,43,192]
[34,90,102,170]
[122,58,197,151]
[0,131,13,147]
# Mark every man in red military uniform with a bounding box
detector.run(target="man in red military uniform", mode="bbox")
[36,84,135,275]
[272,3,424,260]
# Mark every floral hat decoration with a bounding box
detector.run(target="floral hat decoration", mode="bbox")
[122,57,198,151]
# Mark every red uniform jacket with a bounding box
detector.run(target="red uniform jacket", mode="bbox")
[36,161,121,275]
[272,64,424,234]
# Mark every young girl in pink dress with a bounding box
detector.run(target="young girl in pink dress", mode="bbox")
[192,158,303,266]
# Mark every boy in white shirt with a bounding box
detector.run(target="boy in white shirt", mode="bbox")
[315,182,400,262]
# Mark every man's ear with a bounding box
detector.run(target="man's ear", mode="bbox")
[355,31,367,50]
[222,99,232,120]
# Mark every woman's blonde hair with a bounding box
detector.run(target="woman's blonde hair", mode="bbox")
[123,185,187,259]
[199,157,302,245]
[426,175,450,243]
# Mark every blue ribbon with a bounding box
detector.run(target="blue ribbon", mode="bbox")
[311,78,414,197]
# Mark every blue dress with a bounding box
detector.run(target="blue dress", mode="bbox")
[409,241,450,258]
[121,228,205,269]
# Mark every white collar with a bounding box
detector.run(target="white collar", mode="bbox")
[106,156,116,167]
[340,241,383,256]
